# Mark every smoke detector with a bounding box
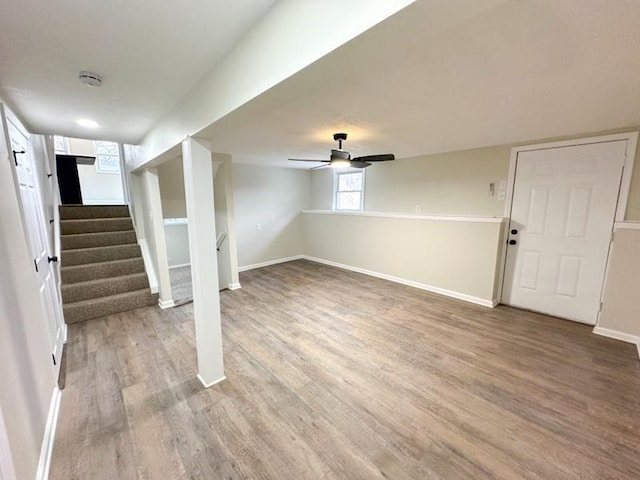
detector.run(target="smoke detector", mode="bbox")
[78,71,102,87]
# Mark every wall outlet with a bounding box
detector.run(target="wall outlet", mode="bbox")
[256,223,262,231]
[414,205,421,214]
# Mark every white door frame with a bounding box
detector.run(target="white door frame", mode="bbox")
[5,108,67,369]
[498,132,639,313]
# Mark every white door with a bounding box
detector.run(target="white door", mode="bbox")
[7,119,65,373]
[502,140,627,324]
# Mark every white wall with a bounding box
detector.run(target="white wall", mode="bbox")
[233,164,310,268]
[66,138,125,205]
[157,157,191,269]
[311,145,511,216]
[0,104,57,480]
[164,222,190,268]
[597,227,640,338]
[158,157,186,218]
[304,212,504,304]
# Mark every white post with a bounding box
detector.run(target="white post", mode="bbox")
[213,153,241,289]
[141,168,173,307]
[182,137,225,387]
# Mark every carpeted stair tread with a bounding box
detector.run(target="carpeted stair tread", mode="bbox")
[63,289,158,324]
[62,272,150,303]
[59,204,157,324]
[61,230,137,250]
[62,243,141,266]
[60,205,130,220]
[62,257,145,284]
[61,217,134,235]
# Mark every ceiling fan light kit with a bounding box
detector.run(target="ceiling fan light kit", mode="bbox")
[289,132,395,170]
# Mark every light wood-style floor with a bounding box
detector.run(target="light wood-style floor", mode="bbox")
[50,260,640,479]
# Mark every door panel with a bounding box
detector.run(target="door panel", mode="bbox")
[7,120,65,372]
[503,140,627,324]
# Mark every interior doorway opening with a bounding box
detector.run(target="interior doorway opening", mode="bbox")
[54,136,126,205]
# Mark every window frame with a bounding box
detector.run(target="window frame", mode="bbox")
[94,140,122,174]
[333,169,365,212]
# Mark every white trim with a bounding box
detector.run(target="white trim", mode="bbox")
[614,221,640,231]
[302,209,506,223]
[302,255,494,308]
[228,283,242,290]
[158,299,175,309]
[238,255,303,272]
[618,132,639,222]
[138,239,158,293]
[593,327,640,360]
[163,217,188,226]
[168,263,191,270]
[36,387,62,480]
[197,374,227,389]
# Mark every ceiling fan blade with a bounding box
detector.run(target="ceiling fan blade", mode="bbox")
[310,164,330,170]
[289,158,330,163]
[350,160,371,169]
[352,154,395,162]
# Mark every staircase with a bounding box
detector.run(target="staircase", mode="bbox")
[60,205,158,323]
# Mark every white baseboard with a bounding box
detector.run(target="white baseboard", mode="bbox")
[138,239,158,293]
[197,374,227,389]
[36,387,62,480]
[228,283,242,290]
[169,263,191,270]
[593,326,640,359]
[238,255,303,272]
[302,256,495,308]
[158,299,175,309]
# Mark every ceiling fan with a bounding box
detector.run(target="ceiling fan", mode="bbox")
[289,133,395,169]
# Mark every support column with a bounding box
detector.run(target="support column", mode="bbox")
[141,168,173,307]
[182,136,225,387]
[213,153,241,289]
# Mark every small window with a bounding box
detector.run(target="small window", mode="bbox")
[53,136,69,154]
[94,141,121,174]
[334,170,364,211]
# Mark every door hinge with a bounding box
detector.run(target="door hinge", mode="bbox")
[33,259,38,272]
[599,301,603,312]
[52,354,56,366]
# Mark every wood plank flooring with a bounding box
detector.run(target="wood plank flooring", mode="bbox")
[49,259,640,479]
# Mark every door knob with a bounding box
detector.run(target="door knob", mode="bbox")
[48,256,58,263]
[511,229,518,235]
[508,239,517,245]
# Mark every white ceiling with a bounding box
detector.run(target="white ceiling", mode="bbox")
[0,0,277,143]
[2,0,639,166]
[196,0,640,168]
